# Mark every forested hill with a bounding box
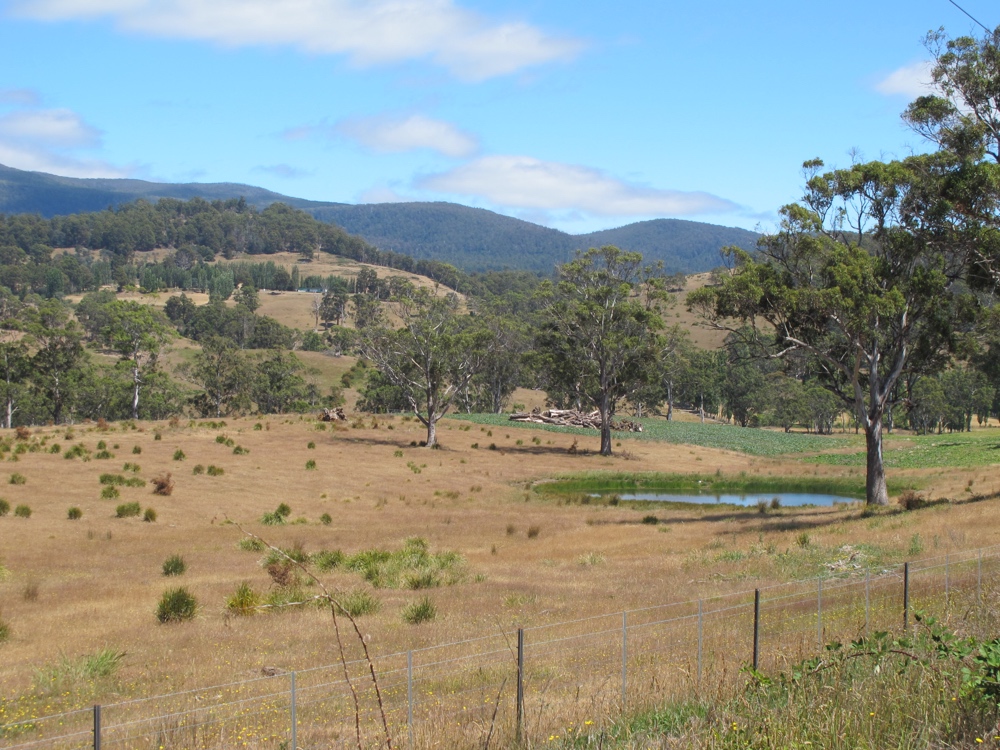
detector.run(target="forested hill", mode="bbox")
[0,163,758,274]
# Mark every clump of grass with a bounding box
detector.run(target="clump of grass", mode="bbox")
[771,497,781,509]
[0,498,8,516]
[233,445,249,455]
[898,490,928,511]
[336,589,381,617]
[14,504,30,518]
[143,507,157,522]
[115,502,141,518]
[320,512,332,525]
[49,443,60,453]
[579,552,606,566]
[796,532,811,548]
[345,538,465,589]
[909,533,924,556]
[305,459,317,470]
[756,499,769,514]
[101,486,120,500]
[263,542,309,566]
[307,441,316,449]
[67,506,82,520]
[238,537,265,552]
[402,596,436,624]
[192,464,205,475]
[642,515,659,525]
[156,587,197,623]
[313,549,344,571]
[0,617,9,644]
[254,423,263,430]
[216,435,235,446]
[132,445,141,454]
[207,465,224,476]
[172,449,185,461]
[162,554,185,576]
[276,502,291,518]
[123,462,140,473]
[152,473,174,496]
[95,450,114,459]
[226,581,261,616]
[100,473,125,485]
[527,525,541,539]
[9,472,26,485]
[35,647,126,691]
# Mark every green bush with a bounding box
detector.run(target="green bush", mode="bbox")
[192,464,205,475]
[0,498,8,516]
[100,473,125,486]
[207,465,224,476]
[9,473,26,485]
[101,486,120,500]
[226,581,261,616]
[132,445,141,454]
[13,504,30,519]
[67,507,82,520]
[307,441,316,449]
[162,554,185,576]
[320,512,332,525]
[336,589,381,617]
[172,449,185,461]
[95,450,113,460]
[260,511,284,525]
[233,445,249,455]
[63,444,90,460]
[97,440,106,450]
[115,502,141,518]
[156,587,197,623]
[305,459,317,470]
[143,507,157,522]
[123,462,140,473]
[276,503,292,518]
[49,443,60,454]
[402,596,436,624]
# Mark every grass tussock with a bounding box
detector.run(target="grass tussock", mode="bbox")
[34,648,127,693]
[344,537,466,589]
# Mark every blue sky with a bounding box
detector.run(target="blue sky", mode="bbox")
[0,0,993,234]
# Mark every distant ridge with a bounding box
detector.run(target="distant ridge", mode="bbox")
[0,163,758,274]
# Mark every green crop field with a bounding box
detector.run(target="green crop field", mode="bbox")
[808,429,1000,469]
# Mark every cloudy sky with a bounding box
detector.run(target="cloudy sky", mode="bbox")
[0,0,992,233]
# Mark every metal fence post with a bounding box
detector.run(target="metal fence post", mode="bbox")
[978,549,983,605]
[903,562,910,630]
[752,589,760,670]
[697,599,703,686]
[945,553,950,614]
[407,651,414,750]
[93,704,101,750]
[516,628,524,744]
[817,578,823,649]
[290,671,297,750]
[621,611,627,709]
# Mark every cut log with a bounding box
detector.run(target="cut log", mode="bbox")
[508,409,641,432]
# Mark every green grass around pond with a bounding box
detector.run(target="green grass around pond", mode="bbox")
[536,471,873,499]
[447,413,855,457]
[809,429,1000,469]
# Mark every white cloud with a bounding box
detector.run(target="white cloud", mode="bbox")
[12,0,584,81]
[0,108,101,148]
[875,60,934,98]
[338,114,478,157]
[418,155,739,217]
[0,141,128,178]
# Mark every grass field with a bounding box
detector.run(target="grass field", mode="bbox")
[0,411,998,747]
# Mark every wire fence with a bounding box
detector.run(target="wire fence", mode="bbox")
[3,544,999,750]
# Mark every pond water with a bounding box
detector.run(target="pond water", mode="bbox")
[596,492,860,507]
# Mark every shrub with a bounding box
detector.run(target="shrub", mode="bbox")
[0,498,8,516]
[100,473,125,486]
[192,464,205,475]
[233,445,249,455]
[206,465,224,476]
[15,425,30,440]
[95,450,113,459]
[152,474,174,496]
[313,549,344,571]
[172,449,185,461]
[162,554,185,576]
[527,525,541,539]
[335,589,380,617]
[770,497,782,509]
[9,473,26,485]
[49,444,60,454]
[116,502,141,518]
[254,423,263,431]
[64,444,89,460]
[642,515,659,525]
[226,581,261,616]
[260,511,285,525]
[756,499,769,514]
[796,532,811,548]
[123,462,141,472]
[320,512,332,525]
[154,432,162,441]
[156,587,197,623]
[67,507,82,520]
[305,459,317,470]
[14,504,30,518]
[143,507,157,522]
[402,596,436,624]
[101,486,120,500]
[276,503,292,518]
[132,445,141,454]
[307,441,316,449]
[124,477,145,488]
[898,490,927,511]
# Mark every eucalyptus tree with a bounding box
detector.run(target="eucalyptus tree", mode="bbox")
[102,300,173,420]
[538,246,663,456]
[690,158,975,505]
[358,288,494,448]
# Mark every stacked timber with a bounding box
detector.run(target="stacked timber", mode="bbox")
[320,407,347,422]
[508,409,642,432]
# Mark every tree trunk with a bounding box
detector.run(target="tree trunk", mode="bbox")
[599,391,613,456]
[864,420,890,506]
[132,365,141,420]
[666,381,673,421]
[425,418,437,448]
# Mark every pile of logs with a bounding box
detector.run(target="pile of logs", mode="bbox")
[509,408,642,432]
[319,407,347,422]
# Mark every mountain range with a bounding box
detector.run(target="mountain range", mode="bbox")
[0,163,759,274]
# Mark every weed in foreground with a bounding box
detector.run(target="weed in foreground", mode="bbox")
[156,587,197,623]
[161,554,185,576]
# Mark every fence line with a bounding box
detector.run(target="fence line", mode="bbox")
[4,543,1000,750]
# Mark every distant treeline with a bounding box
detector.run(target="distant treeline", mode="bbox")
[0,197,536,297]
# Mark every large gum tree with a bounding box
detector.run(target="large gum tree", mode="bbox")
[690,158,974,505]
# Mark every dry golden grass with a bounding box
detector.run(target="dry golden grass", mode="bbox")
[0,413,998,718]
